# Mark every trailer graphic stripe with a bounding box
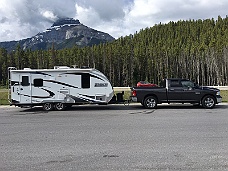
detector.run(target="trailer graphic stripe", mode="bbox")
[44,80,79,89]
[69,95,96,103]
[18,88,55,99]
[34,72,52,76]
[64,73,105,82]
[78,94,95,99]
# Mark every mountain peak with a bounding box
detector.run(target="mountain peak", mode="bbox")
[51,18,80,27]
[0,17,115,51]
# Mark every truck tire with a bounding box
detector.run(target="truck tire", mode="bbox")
[43,103,54,111]
[54,102,66,111]
[143,96,157,109]
[202,95,215,109]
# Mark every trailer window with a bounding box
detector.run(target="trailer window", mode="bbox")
[21,76,29,86]
[34,79,43,87]
[81,73,90,88]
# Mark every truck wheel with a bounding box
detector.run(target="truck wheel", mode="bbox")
[55,102,66,111]
[143,96,157,109]
[43,103,54,111]
[202,95,215,109]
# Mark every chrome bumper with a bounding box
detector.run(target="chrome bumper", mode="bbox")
[131,96,137,102]
[216,96,222,103]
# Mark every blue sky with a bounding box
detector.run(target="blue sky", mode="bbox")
[0,0,228,41]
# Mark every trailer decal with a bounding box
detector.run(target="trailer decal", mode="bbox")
[34,72,52,76]
[78,94,95,99]
[44,80,79,89]
[18,88,55,99]
[65,73,106,82]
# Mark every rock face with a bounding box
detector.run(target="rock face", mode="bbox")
[0,18,115,51]
[51,18,80,27]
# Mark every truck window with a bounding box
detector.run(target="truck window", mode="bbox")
[159,80,166,87]
[81,73,90,88]
[181,80,194,88]
[21,76,29,86]
[34,79,43,87]
[170,80,181,87]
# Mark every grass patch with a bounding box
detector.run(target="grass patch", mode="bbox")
[0,90,9,105]
[221,90,228,102]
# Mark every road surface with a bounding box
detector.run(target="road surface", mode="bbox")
[0,104,228,171]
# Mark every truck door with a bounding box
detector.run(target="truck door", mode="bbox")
[167,80,183,101]
[19,74,32,104]
[179,80,200,102]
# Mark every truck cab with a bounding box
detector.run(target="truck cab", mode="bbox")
[166,79,202,102]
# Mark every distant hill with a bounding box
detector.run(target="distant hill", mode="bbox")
[0,18,115,51]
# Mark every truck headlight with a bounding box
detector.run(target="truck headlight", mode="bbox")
[216,91,220,96]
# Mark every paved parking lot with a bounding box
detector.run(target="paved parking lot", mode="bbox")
[0,103,228,171]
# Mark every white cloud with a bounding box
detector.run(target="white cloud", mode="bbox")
[40,10,58,22]
[75,4,100,26]
[129,0,160,17]
[0,0,228,41]
[75,0,125,21]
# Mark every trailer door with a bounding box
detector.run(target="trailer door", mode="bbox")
[19,74,32,104]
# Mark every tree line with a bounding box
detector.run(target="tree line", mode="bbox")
[0,16,228,87]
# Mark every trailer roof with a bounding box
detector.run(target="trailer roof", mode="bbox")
[10,67,97,72]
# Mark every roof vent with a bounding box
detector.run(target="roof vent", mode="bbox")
[81,66,90,69]
[23,68,31,70]
[54,66,70,69]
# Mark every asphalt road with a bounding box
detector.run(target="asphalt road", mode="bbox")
[0,103,228,171]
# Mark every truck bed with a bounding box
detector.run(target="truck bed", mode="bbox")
[131,86,167,104]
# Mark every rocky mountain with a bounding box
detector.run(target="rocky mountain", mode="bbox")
[0,18,115,51]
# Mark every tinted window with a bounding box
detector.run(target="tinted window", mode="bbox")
[81,73,90,88]
[170,80,181,87]
[21,76,29,86]
[159,80,166,87]
[34,79,43,87]
[181,81,194,88]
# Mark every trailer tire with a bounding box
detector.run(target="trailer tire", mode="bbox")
[143,96,157,109]
[55,102,66,111]
[43,103,54,111]
[202,95,215,109]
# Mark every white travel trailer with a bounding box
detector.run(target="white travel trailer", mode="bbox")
[8,66,114,111]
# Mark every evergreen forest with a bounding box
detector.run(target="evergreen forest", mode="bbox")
[0,16,228,87]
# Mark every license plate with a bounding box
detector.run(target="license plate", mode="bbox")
[131,97,137,102]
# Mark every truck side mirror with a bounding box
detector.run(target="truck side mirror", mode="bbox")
[188,86,192,90]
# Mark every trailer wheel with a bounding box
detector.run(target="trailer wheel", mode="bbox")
[43,103,54,111]
[143,96,157,109]
[55,102,66,111]
[202,95,215,109]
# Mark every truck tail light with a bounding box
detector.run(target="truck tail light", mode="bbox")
[132,90,137,96]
